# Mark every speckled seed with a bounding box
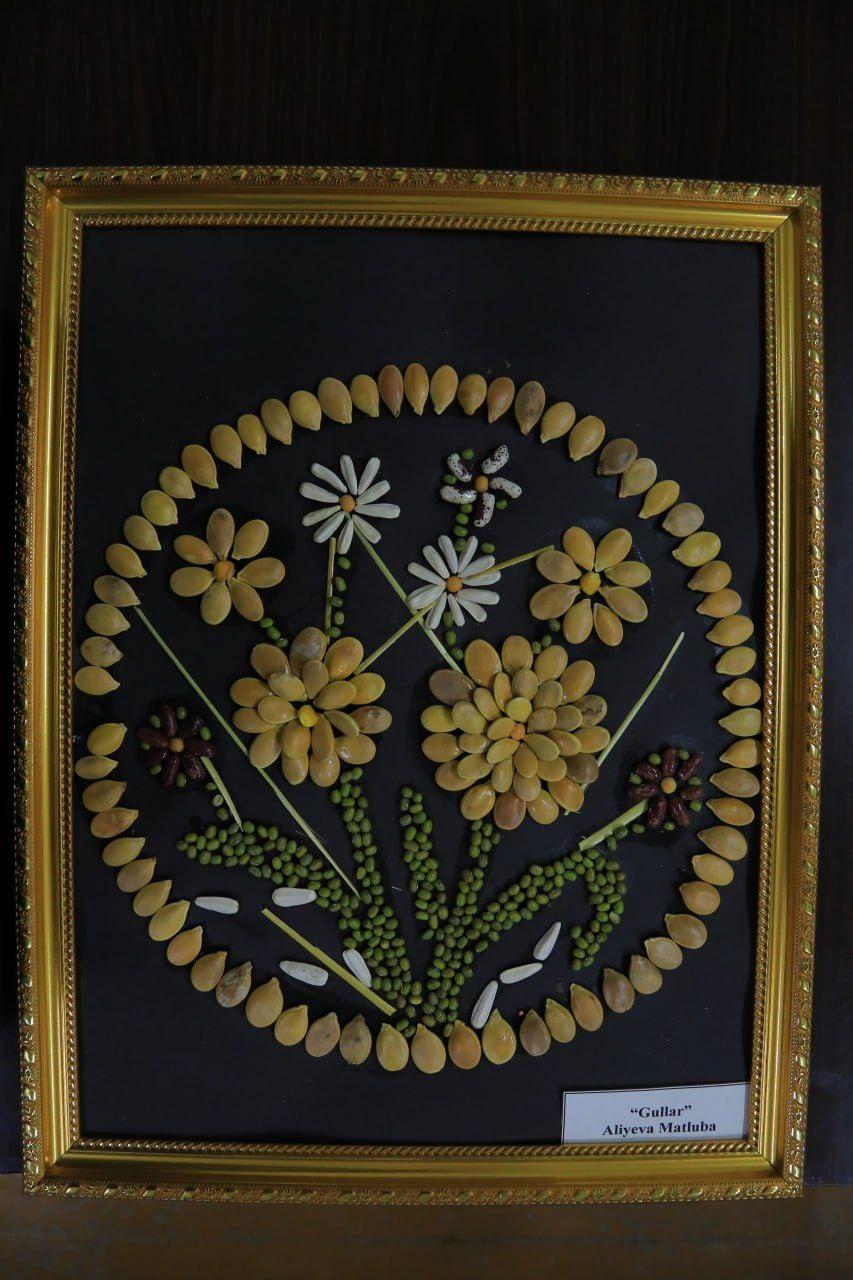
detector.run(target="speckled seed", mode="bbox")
[75,666,119,696]
[430,364,458,414]
[603,968,635,1013]
[707,796,754,826]
[82,779,126,812]
[692,853,735,886]
[216,961,252,1008]
[719,707,762,737]
[105,543,146,578]
[456,373,486,416]
[481,1009,517,1064]
[274,1005,308,1046]
[662,502,704,536]
[597,437,638,476]
[720,739,760,768]
[132,878,171,917]
[350,374,380,418]
[666,913,708,949]
[618,456,657,497]
[210,423,243,467]
[544,998,576,1043]
[94,575,139,607]
[149,899,190,942]
[723,678,762,707]
[629,955,663,994]
[448,1020,483,1070]
[191,950,227,993]
[340,1015,373,1065]
[101,836,143,866]
[80,636,122,668]
[376,1022,409,1072]
[673,531,721,566]
[570,984,604,1031]
[707,615,755,647]
[530,583,577,620]
[514,380,546,434]
[520,1009,552,1057]
[711,767,760,798]
[260,398,293,443]
[76,754,117,780]
[123,514,160,552]
[688,561,732,593]
[159,465,195,499]
[86,604,130,636]
[639,479,680,519]
[430,668,475,706]
[377,365,404,417]
[698,825,748,860]
[87,721,127,755]
[412,1023,447,1073]
[486,376,515,423]
[540,401,576,442]
[404,363,429,415]
[644,936,683,970]
[181,444,218,489]
[289,390,322,431]
[679,881,721,916]
[568,415,605,461]
[317,377,352,424]
[246,977,284,1028]
[115,858,156,892]
[166,926,203,967]
[716,646,757,676]
[90,807,138,838]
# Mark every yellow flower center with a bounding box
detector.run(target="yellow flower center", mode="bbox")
[214,559,234,582]
[579,570,601,596]
[660,776,677,795]
[339,494,357,513]
[510,722,526,741]
[168,736,185,754]
[446,575,464,594]
[298,705,319,728]
[473,475,489,494]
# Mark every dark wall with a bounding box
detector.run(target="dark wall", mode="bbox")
[1,0,849,1181]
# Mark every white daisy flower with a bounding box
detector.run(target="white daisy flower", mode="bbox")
[406,535,501,630]
[299,455,400,554]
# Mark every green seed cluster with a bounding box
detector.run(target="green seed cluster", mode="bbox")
[324,552,351,640]
[398,787,448,938]
[258,616,290,649]
[329,768,414,1013]
[564,845,626,970]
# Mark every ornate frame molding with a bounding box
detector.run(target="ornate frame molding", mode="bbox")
[15,166,823,1203]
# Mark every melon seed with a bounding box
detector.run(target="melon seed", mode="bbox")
[707,796,754,826]
[711,767,760,798]
[540,401,576,442]
[376,1022,409,1071]
[603,968,635,1013]
[245,977,284,1028]
[76,753,118,780]
[628,955,663,994]
[639,479,679,518]
[644,936,683,970]
[350,374,380,418]
[698,825,748,860]
[692,853,735,886]
[132,878,171,917]
[403,363,429,415]
[288,390,322,431]
[448,1020,482,1069]
[166,926,203,967]
[514,381,546,434]
[520,1008,551,1057]
[665,913,708,949]
[190,950,227,993]
[260,398,293,443]
[340,1014,373,1065]
[149,899,190,942]
[544,998,576,1042]
[568,415,605,461]
[102,836,145,867]
[274,1004,308,1046]
[378,365,404,417]
[82,779,126,812]
[429,365,458,415]
[570,984,604,1031]
[411,1023,447,1073]
[486,376,515,423]
[115,857,155,892]
[481,1009,517,1063]
[679,880,721,916]
[317,377,352,425]
[597,437,637,476]
[216,961,252,1008]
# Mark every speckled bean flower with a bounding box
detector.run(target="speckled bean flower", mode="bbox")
[439,444,521,527]
[529,526,651,646]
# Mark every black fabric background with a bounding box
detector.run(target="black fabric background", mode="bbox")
[0,0,849,1180]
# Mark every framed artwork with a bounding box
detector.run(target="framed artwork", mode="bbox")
[15,165,823,1203]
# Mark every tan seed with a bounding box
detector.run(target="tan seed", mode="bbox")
[644,936,683,970]
[520,1009,551,1056]
[158,465,195,499]
[562,525,595,569]
[305,1012,340,1057]
[376,1023,410,1072]
[149,899,190,942]
[448,1020,482,1069]
[350,374,380,418]
[514,380,546,433]
[289,390,322,431]
[460,783,495,821]
[411,1023,447,1073]
[75,666,120,696]
[536,549,579,584]
[191,950,227,993]
[260,398,293,443]
[679,881,720,916]
[600,585,647,623]
[82,779,126,812]
[530,583,577,620]
[481,1009,517,1063]
[723,677,761,707]
[105,542,146,579]
[181,444,218,488]
[90,807,137,838]
[707,797,754,826]
[707,615,755,647]
[167,926,203,967]
[639,479,680,518]
[87,721,127,755]
[75,754,118,780]
[350,671,385,704]
[662,502,704,536]
[711,767,760,798]
[628,955,663,994]
[698,825,748,860]
[719,707,762,737]
[140,490,179,527]
[429,667,475,706]
[216,961,252,1008]
[377,365,404,417]
[403,363,429,414]
[540,401,576,442]
[597,437,637,476]
[698,588,742,618]
[115,857,156,892]
[98,825,139,858]
[560,659,596,701]
[619,457,657,497]
[246,977,284,1028]
[80,636,122,668]
[210,423,243,468]
[493,790,526,829]
[429,364,458,414]
[665,913,708,949]
[457,373,487,416]
[720,738,760,768]
[123,514,160,552]
[464,638,502,685]
[325,636,363,679]
[603,968,635,1013]
[593,603,623,646]
[673,531,721,566]
[93,575,139,607]
[688,560,732,593]
[274,1004,308,1046]
[533,645,569,681]
[501,634,534,675]
[486,376,515,423]
[568,415,605,461]
[693,853,734,886]
[339,1014,373,1064]
[317,377,352,424]
[544,998,576,1042]
[570,984,604,1031]
[132,878,171,917]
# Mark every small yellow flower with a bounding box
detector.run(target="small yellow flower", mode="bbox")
[170,508,285,625]
[529,526,651,646]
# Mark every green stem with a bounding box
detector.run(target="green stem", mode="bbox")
[467,542,555,580]
[323,535,336,633]
[352,521,462,670]
[576,798,649,851]
[201,756,243,830]
[355,605,431,673]
[132,605,360,899]
[596,630,685,769]
[261,908,395,1016]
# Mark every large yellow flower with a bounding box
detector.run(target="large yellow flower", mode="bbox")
[231,627,391,787]
[529,526,650,646]
[170,508,285,624]
[422,636,609,831]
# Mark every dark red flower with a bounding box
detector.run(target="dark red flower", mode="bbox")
[137,703,214,789]
[627,746,703,832]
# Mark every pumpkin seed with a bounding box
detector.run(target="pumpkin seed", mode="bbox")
[325,636,363,679]
[317,377,352,424]
[216,961,252,1008]
[87,722,127,755]
[536,549,579,585]
[481,1009,517,1063]
[662,502,704,536]
[75,754,118,780]
[500,962,542,984]
[486,376,515,423]
[132,879,171,917]
[544,998,576,1042]
[711,767,760,798]
[274,1004,308,1046]
[719,707,762,737]
[533,921,561,961]
[603,968,635,1013]
[376,1023,409,1071]
[688,560,732,593]
[707,796,754,826]
[430,364,458,414]
[210,423,243,468]
[93,575,139,607]
[534,645,569,681]
[105,543,146,578]
[90,807,137,838]
[698,825,748,860]
[501,634,534,674]
[80,636,122,668]
[435,762,468,792]
[167,926,203,967]
[629,955,663,994]
[679,881,720,916]
[288,390,322,431]
[723,677,761,706]
[158,465,195,499]
[460,783,495,820]
[191,951,227,993]
[428,668,474,706]
[378,365,404,417]
[350,672,385,704]
[342,948,372,988]
[665,913,708,949]
[619,457,657,497]
[260,398,293,443]
[456,373,486,417]
[568,415,605,461]
[403,363,429,414]
[115,857,155,892]
[340,1014,373,1064]
[246,977,284,1027]
[181,444,218,488]
[448,1020,482,1069]
[149,899,190,942]
[600,585,647,623]
[412,1023,447,1073]
[471,979,499,1030]
[562,524,595,570]
[644,936,683,970]
[423,733,461,763]
[279,960,328,987]
[194,896,239,915]
[123,514,160,552]
[593,603,623,646]
[236,412,266,453]
[75,665,119,696]
[520,1009,551,1057]
[140,489,179,526]
[271,887,316,908]
[350,373,380,418]
[514,380,546,434]
[82,779,126,812]
[530,583,577,620]
[698,588,742,618]
[720,739,760,768]
[465,639,501,686]
[639,479,680,518]
[540,401,576,442]
[561,659,595,701]
[548,775,584,812]
[597,437,637,476]
[570,984,604,1031]
[692,853,734,886]
[673,531,721,566]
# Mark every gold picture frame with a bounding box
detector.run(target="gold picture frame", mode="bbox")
[15,165,824,1204]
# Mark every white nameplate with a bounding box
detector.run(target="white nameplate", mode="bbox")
[561,1082,749,1143]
